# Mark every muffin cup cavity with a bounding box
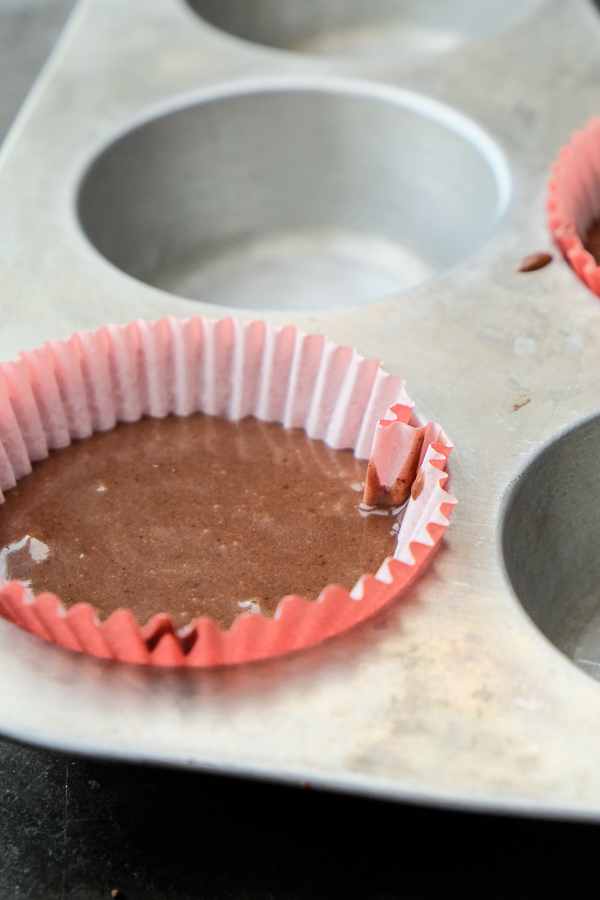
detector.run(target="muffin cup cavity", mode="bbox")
[503,415,600,678]
[77,83,508,312]
[187,0,544,59]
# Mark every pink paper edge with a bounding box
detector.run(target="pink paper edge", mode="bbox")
[547,117,600,297]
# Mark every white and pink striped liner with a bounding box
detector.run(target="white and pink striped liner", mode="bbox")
[0,315,455,667]
[548,117,600,296]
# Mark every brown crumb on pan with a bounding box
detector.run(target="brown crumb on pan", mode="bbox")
[516,252,553,272]
[299,781,311,789]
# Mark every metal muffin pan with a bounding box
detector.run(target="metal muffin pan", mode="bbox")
[2,0,600,818]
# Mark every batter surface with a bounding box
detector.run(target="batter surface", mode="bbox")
[585,219,600,264]
[0,415,398,629]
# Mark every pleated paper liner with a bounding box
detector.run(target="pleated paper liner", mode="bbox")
[0,316,455,667]
[548,117,600,296]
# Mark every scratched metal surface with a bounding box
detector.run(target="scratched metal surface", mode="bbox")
[2,0,600,822]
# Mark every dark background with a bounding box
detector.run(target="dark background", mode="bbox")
[0,1,594,896]
[1,740,594,899]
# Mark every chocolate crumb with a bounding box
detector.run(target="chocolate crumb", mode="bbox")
[512,397,531,411]
[299,781,311,789]
[516,252,553,272]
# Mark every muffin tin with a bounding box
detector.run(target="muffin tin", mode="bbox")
[2,0,600,818]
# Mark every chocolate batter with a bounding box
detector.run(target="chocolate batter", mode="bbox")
[0,415,399,629]
[585,219,600,264]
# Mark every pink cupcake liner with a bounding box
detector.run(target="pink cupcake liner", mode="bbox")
[547,117,600,296]
[0,316,456,667]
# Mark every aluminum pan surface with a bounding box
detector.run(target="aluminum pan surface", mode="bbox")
[2,0,600,819]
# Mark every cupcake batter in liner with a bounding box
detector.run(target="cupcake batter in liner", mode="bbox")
[0,316,455,666]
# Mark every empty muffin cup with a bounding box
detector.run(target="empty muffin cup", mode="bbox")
[503,414,600,680]
[0,316,455,667]
[78,81,509,311]
[186,0,544,59]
